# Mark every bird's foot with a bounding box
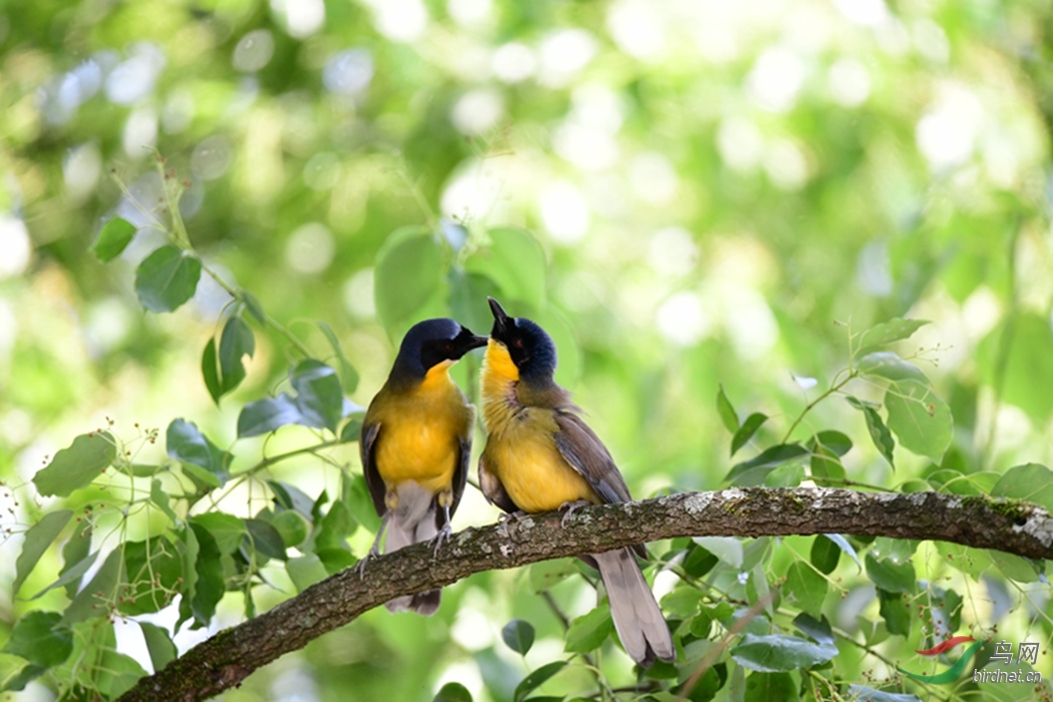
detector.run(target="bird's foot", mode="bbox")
[431,523,453,557]
[558,500,592,527]
[356,546,381,579]
[497,510,529,538]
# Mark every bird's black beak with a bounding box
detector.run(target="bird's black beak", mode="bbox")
[453,325,489,358]
[488,297,511,338]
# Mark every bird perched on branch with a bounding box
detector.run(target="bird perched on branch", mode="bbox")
[360,318,487,614]
[477,297,675,666]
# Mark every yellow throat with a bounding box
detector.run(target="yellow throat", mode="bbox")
[481,339,520,435]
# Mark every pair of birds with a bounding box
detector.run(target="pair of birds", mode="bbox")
[359,298,674,668]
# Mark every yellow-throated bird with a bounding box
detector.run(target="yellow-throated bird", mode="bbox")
[360,318,487,615]
[478,298,675,666]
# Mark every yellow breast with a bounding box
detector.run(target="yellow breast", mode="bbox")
[371,363,469,493]
[480,344,598,512]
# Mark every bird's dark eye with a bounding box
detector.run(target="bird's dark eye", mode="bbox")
[443,342,453,353]
[512,337,524,349]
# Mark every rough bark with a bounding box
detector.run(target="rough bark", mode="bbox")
[117,487,1053,702]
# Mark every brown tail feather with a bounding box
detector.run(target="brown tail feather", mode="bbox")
[593,548,675,667]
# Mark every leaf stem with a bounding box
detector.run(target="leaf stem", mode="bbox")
[236,440,344,477]
[781,372,857,444]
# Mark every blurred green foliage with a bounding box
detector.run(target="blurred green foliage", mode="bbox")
[2,0,1053,700]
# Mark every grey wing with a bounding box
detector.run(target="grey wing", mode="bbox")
[479,453,519,514]
[360,421,386,517]
[553,411,633,505]
[554,411,647,559]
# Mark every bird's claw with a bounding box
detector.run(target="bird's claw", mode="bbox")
[496,510,528,538]
[431,523,453,557]
[559,500,591,527]
[356,550,378,579]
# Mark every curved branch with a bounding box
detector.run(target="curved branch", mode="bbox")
[118,487,1053,702]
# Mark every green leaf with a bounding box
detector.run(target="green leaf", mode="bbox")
[466,227,547,309]
[864,552,915,594]
[2,663,46,692]
[809,446,846,486]
[30,550,98,601]
[201,337,223,404]
[271,510,309,547]
[189,512,245,556]
[219,314,255,396]
[502,619,536,655]
[178,526,199,622]
[374,227,446,337]
[268,480,316,517]
[244,518,287,561]
[726,444,808,486]
[121,536,183,615]
[564,607,614,653]
[344,473,380,532]
[289,360,345,432]
[765,462,804,488]
[693,537,743,569]
[339,414,365,443]
[150,479,179,523]
[730,412,767,457]
[846,396,895,467]
[529,559,579,593]
[977,313,1053,421]
[186,523,224,626]
[716,384,739,433]
[62,548,124,625]
[134,244,202,313]
[318,321,360,393]
[60,518,93,598]
[434,682,473,702]
[857,352,929,383]
[809,535,840,575]
[92,217,137,262]
[855,318,929,354]
[13,510,72,595]
[870,536,917,564]
[876,588,910,636]
[784,562,826,617]
[317,547,357,574]
[95,649,148,698]
[988,549,1043,582]
[514,661,567,702]
[812,430,852,457]
[33,431,116,497]
[316,500,356,550]
[167,419,230,486]
[286,554,330,592]
[237,395,303,437]
[661,586,704,619]
[2,611,73,667]
[730,633,838,672]
[448,269,502,337]
[139,621,178,672]
[241,290,266,324]
[793,613,834,645]
[846,685,921,702]
[884,379,953,462]
[743,672,799,702]
[821,533,860,568]
[682,544,718,578]
[991,463,1053,513]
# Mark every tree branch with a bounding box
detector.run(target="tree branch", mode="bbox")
[118,487,1053,702]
